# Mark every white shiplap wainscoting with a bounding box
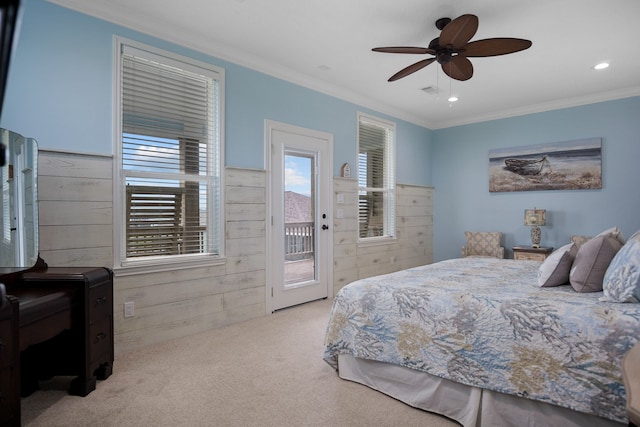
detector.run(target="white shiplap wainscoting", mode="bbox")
[114,167,267,352]
[35,151,432,354]
[38,150,114,266]
[332,177,433,296]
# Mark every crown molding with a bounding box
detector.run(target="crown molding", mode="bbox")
[46,0,435,129]
[45,1,640,132]
[432,87,640,129]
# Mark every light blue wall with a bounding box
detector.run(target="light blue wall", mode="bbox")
[6,1,638,264]
[1,0,432,184]
[432,97,640,261]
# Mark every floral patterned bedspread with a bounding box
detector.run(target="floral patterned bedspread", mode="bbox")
[323,258,640,423]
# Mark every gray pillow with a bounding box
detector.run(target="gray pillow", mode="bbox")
[571,235,591,249]
[570,235,623,292]
[538,243,577,287]
[595,226,626,245]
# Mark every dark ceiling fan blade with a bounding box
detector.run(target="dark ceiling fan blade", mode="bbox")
[442,56,473,81]
[439,14,478,49]
[372,46,434,54]
[388,58,436,81]
[461,38,532,57]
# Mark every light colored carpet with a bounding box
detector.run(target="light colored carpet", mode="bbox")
[21,298,458,426]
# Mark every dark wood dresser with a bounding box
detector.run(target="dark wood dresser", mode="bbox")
[0,266,114,426]
[20,267,114,395]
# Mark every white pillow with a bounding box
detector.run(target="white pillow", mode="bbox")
[538,243,576,287]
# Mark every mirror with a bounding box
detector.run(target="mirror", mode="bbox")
[0,128,38,268]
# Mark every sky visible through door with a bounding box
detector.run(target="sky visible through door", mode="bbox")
[285,156,311,196]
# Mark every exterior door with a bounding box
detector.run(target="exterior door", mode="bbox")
[266,121,332,312]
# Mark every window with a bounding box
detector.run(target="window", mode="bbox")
[357,113,395,240]
[114,39,224,271]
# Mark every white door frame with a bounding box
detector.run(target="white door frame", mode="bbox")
[265,120,334,313]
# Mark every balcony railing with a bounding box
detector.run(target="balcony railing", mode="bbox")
[284,221,314,260]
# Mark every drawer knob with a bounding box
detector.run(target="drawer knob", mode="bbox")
[95,296,107,306]
[94,332,107,343]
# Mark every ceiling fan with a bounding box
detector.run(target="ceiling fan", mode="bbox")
[372,14,532,82]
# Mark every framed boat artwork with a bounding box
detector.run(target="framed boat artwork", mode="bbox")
[489,138,602,192]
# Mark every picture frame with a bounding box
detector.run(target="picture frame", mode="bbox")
[489,138,602,193]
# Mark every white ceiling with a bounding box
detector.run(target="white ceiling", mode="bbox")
[47,0,640,129]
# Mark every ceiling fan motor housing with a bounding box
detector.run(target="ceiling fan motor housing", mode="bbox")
[435,17,451,30]
[436,50,454,64]
[429,37,456,64]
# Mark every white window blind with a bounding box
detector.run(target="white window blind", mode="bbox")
[118,43,222,264]
[357,114,395,239]
[1,160,9,242]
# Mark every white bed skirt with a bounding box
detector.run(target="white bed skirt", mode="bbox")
[337,354,625,427]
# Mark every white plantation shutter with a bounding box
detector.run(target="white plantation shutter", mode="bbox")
[119,43,222,263]
[357,113,395,239]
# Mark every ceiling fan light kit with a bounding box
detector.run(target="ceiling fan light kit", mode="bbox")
[373,14,532,83]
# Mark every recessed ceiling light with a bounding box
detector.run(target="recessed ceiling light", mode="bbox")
[593,62,610,70]
[448,96,459,102]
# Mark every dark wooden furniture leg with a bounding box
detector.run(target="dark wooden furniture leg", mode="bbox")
[0,285,20,427]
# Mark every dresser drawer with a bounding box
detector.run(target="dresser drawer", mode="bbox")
[512,246,553,261]
[89,318,112,359]
[514,252,546,261]
[89,285,112,324]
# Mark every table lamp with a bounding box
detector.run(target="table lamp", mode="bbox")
[524,208,546,248]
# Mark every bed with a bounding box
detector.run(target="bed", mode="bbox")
[323,255,640,427]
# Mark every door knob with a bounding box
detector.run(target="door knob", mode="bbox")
[322,224,329,230]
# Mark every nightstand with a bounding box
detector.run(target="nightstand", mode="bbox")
[512,246,553,261]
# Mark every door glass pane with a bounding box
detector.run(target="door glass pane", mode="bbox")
[283,153,315,285]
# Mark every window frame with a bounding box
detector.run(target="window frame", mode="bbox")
[356,112,396,244]
[112,37,225,275]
